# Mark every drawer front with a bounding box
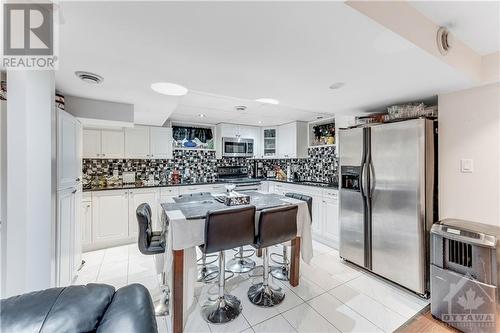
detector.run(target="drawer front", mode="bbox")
[160,187,179,197]
[324,190,338,200]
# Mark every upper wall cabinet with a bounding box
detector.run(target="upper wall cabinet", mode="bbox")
[149,127,173,159]
[124,126,173,159]
[277,121,308,159]
[124,126,150,159]
[83,129,124,158]
[83,126,173,160]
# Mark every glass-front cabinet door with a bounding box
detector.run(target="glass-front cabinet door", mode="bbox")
[262,127,277,158]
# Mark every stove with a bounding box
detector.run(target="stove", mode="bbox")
[217,166,261,191]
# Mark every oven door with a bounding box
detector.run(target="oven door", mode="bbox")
[223,138,248,157]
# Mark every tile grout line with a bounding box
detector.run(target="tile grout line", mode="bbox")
[327,274,412,331]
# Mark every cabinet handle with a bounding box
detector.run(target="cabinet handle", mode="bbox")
[76,178,81,182]
[86,204,90,208]
[72,189,77,194]
[102,153,106,157]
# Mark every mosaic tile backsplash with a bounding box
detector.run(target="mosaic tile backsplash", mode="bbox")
[82,146,337,188]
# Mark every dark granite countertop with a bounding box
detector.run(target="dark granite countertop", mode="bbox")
[83,178,338,192]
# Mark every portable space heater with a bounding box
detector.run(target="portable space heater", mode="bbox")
[430,219,499,333]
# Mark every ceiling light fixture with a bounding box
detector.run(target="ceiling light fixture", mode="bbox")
[258,121,263,124]
[329,82,345,90]
[198,113,205,118]
[75,71,103,84]
[151,82,188,96]
[255,98,279,105]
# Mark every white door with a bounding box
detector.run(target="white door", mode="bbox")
[82,200,92,250]
[150,127,172,159]
[311,195,323,236]
[125,126,150,159]
[92,190,129,243]
[128,189,158,239]
[323,198,339,248]
[83,129,101,158]
[101,130,125,158]
[58,110,78,189]
[57,188,74,287]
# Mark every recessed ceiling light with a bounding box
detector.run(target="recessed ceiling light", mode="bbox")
[256,98,279,105]
[75,71,103,84]
[151,82,188,96]
[258,121,263,124]
[198,113,205,118]
[329,82,345,90]
[234,105,247,112]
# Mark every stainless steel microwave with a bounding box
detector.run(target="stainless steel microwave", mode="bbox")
[222,137,254,157]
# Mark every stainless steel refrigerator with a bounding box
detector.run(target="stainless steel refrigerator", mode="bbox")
[339,118,437,296]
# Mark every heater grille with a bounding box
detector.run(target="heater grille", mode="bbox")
[448,239,472,267]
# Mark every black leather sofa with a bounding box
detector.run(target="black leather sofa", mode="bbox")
[0,283,158,333]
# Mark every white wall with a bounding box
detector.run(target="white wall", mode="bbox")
[438,83,500,227]
[2,71,56,297]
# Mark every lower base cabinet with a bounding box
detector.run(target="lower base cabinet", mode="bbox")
[92,190,129,247]
[265,181,339,249]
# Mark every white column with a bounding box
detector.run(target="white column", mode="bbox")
[3,70,55,297]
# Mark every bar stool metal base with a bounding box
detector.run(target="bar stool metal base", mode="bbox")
[197,264,219,283]
[270,265,289,281]
[226,257,256,274]
[154,281,170,316]
[247,282,285,307]
[202,294,242,324]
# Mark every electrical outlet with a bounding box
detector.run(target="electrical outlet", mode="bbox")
[460,159,473,173]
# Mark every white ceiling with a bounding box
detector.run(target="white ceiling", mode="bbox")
[56,1,475,126]
[410,1,500,55]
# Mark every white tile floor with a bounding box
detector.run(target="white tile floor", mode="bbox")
[73,241,429,333]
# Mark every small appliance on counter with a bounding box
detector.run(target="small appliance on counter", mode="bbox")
[430,219,499,333]
[266,170,276,178]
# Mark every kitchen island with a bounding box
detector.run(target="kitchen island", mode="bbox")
[161,191,313,333]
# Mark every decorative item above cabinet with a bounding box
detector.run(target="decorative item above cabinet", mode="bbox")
[308,117,335,148]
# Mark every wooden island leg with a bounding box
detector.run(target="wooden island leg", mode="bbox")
[173,249,184,333]
[289,237,301,287]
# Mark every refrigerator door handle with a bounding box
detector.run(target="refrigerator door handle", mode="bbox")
[359,161,367,198]
[368,162,375,198]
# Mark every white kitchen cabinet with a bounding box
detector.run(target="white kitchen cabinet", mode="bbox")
[83,129,101,158]
[57,187,75,287]
[262,127,278,158]
[311,194,323,236]
[101,130,125,158]
[125,126,150,159]
[150,127,173,159]
[82,199,92,251]
[179,183,226,195]
[92,190,129,244]
[128,188,158,239]
[73,188,83,273]
[58,109,81,189]
[322,194,339,248]
[83,129,124,159]
[277,121,308,159]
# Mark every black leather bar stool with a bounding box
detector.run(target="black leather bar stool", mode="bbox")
[270,193,312,281]
[136,203,169,316]
[200,205,256,324]
[248,205,298,307]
